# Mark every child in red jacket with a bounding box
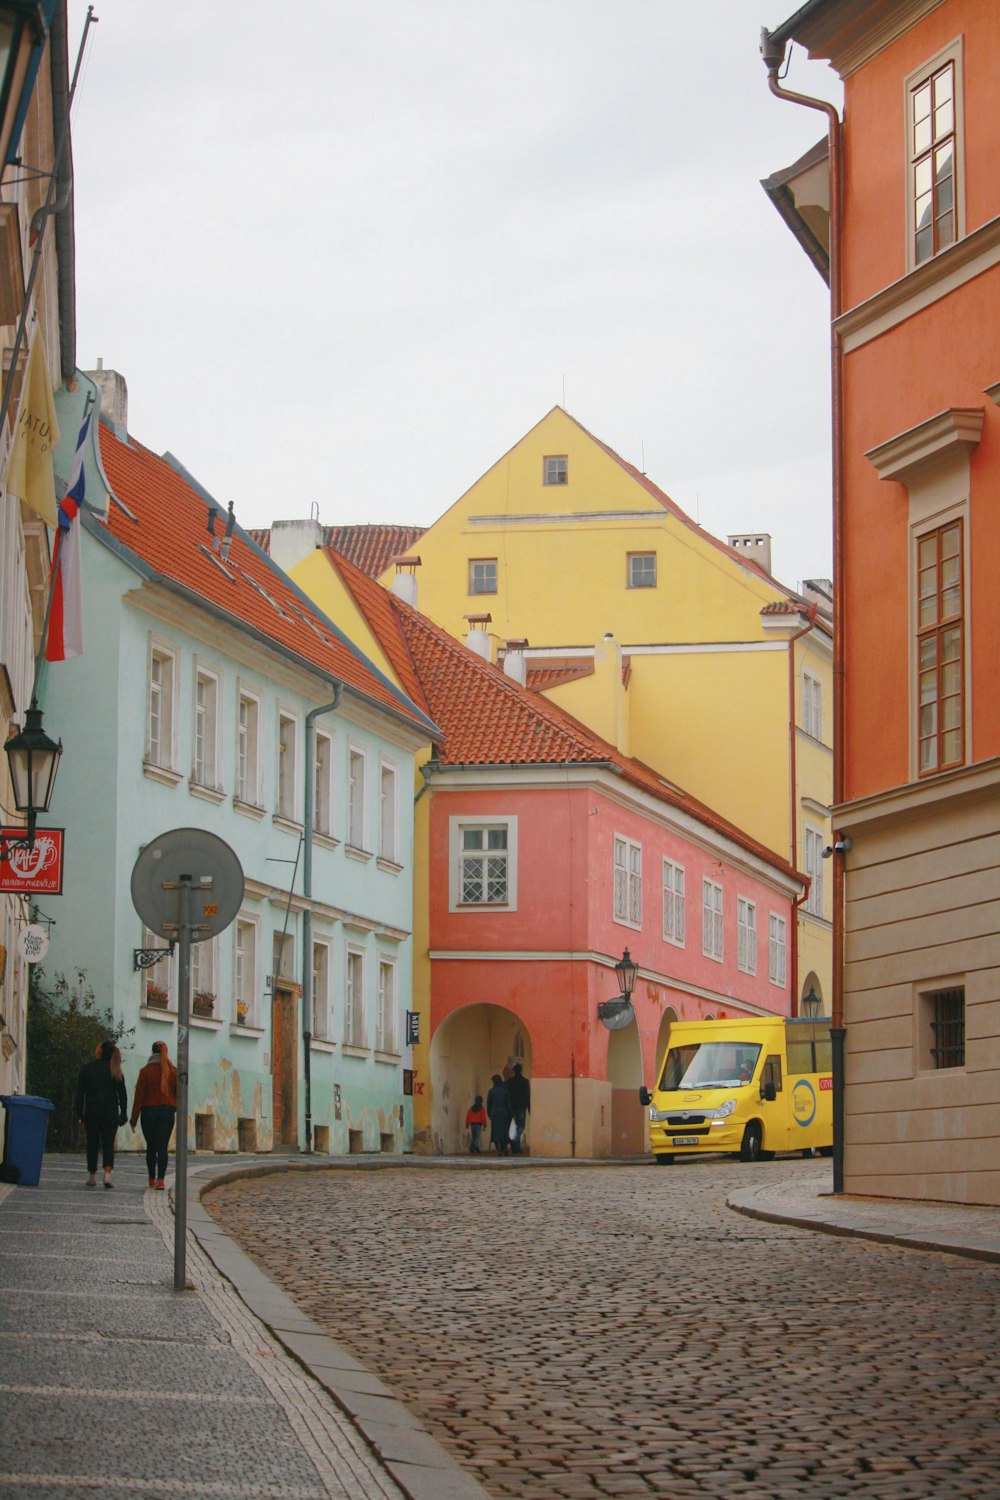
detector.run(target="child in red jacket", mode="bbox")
[465,1096,487,1154]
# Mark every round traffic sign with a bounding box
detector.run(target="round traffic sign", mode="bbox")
[131,828,244,943]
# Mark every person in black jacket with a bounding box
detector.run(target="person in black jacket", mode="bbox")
[75,1040,128,1189]
[506,1063,530,1154]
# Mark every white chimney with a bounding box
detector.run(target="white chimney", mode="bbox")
[87,359,127,435]
[727,532,773,576]
[270,517,324,574]
[503,639,528,686]
[390,554,421,607]
[464,612,492,661]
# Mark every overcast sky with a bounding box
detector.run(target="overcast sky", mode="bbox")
[65,1,842,591]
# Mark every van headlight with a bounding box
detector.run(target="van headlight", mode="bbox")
[649,1106,669,1122]
[712,1099,737,1120]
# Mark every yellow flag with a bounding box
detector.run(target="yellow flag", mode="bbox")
[6,328,60,528]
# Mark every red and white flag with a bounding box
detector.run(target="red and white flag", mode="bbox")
[45,412,88,662]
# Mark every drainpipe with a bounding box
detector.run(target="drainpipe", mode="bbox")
[761,29,846,1191]
[302,682,343,1153]
[787,604,818,1016]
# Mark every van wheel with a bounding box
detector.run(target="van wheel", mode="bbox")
[654,1153,674,1165]
[818,1146,834,1158]
[801,1147,815,1159]
[740,1122,763,1163]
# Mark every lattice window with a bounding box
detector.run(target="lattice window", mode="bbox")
[462,826,508,904]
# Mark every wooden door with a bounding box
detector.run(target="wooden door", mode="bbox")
[271,987,298,1146]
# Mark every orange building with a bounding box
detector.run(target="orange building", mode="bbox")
[762,0,1000,1204]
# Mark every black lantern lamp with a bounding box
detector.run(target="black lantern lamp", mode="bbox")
[3,698,62,855]
[598,948,639,1031]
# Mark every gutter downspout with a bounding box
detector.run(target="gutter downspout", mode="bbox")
[302,683,343,1154]
[787,603,818,1016]
[761,29,846,1191]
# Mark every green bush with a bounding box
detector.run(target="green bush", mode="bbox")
[26,969,133,1152]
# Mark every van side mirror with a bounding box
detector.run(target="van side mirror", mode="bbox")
[761,1081,777,1103]
[639,1086,652,1107]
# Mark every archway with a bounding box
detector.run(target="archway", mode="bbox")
[607,1020,644,1156]
[430,1004,532,1155]
[653,1007,679,1090]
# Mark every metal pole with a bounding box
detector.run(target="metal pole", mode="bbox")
[174,877,191,1291]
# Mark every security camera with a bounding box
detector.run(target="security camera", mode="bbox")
[821,838,853,860]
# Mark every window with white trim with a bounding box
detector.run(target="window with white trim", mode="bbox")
[614,836,642,928]
[314,729,333,837]
[769,913,787,987]
[737,896,756,975]
[907,45,962,269]
[468,558,497,594]
[237,690,260,805]
[662,859,685,947]
[277,712,297,821]
[348,748,366,848]
[235,918,257,1026]
[141,925,174,1009]
[345,948,365,1047]
[804,824,825,918]
[543,455,568,485]
[191,937,217,1011]
[702,878,723,962]
[627,552,656,589]
[917,518,964,775]
[449,817,518,911]
[377,959,396,1053]
[802,672,823,740]
[194,668,220,788]
[312,940,331,1041]
[380,761,398,862]
[147,644,177,769]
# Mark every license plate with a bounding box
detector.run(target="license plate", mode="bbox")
[672,1136,700,1146]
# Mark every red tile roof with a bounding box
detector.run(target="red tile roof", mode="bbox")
[525,664,595,692]
[249,524,425,578]
[88,423,435,736]
[326,550,800,881]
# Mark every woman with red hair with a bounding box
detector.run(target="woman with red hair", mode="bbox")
[130,1041,178,1190]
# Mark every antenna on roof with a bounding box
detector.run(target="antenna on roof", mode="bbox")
[641,439,645,475]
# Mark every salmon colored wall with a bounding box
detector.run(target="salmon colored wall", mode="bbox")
[841,0,1000,309]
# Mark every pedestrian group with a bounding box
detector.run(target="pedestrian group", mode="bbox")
[472,1062,530,1157]
[75,1038,177,1190]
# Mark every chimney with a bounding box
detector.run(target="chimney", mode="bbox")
[464,612,492,661]
[87,359,127,436]
[270,516,324,575]
[390,554,421,607]
[727,532,772,576]
[502,638,528,686]
[591,631,631,755]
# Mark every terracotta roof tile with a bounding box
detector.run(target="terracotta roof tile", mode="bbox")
[250,523,425,578]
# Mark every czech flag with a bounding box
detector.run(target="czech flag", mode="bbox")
[45,412,88,662]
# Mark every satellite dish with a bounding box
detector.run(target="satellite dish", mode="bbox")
[598,995,636,1032]
[131,828,244,942]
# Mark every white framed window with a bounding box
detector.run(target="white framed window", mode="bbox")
[141,925,174,1009]
[345,947,366,1047]
[702,878,723,962]
[314,729,334,837]
[804,825,825,918]
[802,672,823,740]
[379,761,398,862]
[191,936,218,1012]
[236,689,261,805]
[377,958,396,1053]
[312,940,331,1041]
[543,455,568,485]
[737,896,757,975]
[234,917,258,1026]
[449,816,518,911]
[662,859,685,947]
[468,558,497,595]
[769,913,787,988]
[906,41,963,270]
[614,836,642,928]
[147,642,177,769]
[627,552,657,589]
[193,667,220,788]
[348,747,367,848]
[277,711,298,821]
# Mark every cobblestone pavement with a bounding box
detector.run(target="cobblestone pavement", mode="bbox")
[204,1157,1000,1500]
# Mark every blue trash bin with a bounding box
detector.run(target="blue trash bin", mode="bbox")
[1,1094,55,1187]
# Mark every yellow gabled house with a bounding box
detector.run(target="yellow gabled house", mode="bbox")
[371,407,833,1015]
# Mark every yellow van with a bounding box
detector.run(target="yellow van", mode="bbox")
[639,1017,833,1164]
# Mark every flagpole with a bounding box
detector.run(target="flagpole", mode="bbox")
[32,393,94,695]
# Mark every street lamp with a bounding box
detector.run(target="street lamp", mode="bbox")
[598,948,639,1031]
[801,983,823,1017]
[2,698,62,856]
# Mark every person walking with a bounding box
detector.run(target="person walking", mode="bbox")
[130,1040,178,1189]
[486,1073,512,1156]
[75,1039,127,1189]
[506,1062,531,1154]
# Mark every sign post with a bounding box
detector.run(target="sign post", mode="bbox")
[131,829,244,1291]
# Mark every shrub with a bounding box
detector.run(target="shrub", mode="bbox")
[26,969,133,1151]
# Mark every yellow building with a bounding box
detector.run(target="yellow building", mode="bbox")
[373,407,833,1014]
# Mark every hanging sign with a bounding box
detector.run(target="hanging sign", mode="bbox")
[0,829,64,893]
[16,924,49,963]
[405,1010,420,1045]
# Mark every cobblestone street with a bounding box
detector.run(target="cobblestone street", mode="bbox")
[205,1159,1000,1500]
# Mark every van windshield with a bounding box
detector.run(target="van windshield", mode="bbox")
[659,1041,762,1091]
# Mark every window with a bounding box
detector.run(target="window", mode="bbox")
[917,520,964,775]
[314,730,333,837]
[702,879,723,962]
[627,553,656,589]
[141,926,174,1009]
[804,825,825,918]
[662,859,685,947]
[769,913,787,987]
[802,672,823,740]
[927,985,965,1069]
[737,897,757,975]
[235,919,257,1026]
[147,645,176,768]
[277,712,297,821]
[379,762,398,862]
[345,948,365,1047]
[194,669,219,788]
[908,53,958,267]
[462,826,508,904]
[377,959,396,1053]
[614,836,642,928]
[543,455,568,485]
[468,558,497,595]
[191,937,217,1010]
[237,691,260,805]
[348,748,366,848]
[312,941,330,1041]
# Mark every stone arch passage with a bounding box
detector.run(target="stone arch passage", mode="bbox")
[607,1020,645,1157]
[430,1004,532,1155]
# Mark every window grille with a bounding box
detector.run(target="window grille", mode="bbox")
[930,986,964,1068]
[462,826,508,904]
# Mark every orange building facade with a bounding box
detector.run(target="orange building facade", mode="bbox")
[763,0,1000,1204]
